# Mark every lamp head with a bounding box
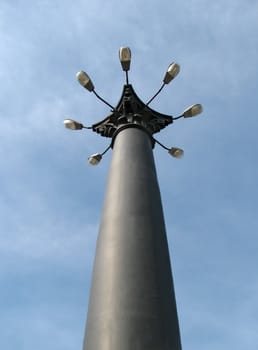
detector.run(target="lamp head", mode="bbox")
[76,71,94,92]
[88,153,102,165]
[183,104,203,118]
[64,119,84,130]
[119,47,131,71]
[168,147,184,158]
[163,62,180,84]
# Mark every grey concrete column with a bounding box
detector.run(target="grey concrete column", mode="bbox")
[83,126,182,350]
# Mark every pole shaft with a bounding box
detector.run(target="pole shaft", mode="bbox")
[83,127,181,350]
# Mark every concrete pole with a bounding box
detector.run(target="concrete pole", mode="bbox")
[83,126,182,350]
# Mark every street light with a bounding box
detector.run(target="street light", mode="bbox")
[64,118,91,130]
[119,47,131,84]
[76,70,116,110]
[183,103,203,118]
[64,47,203,350]
[119,47,131,71]
[88,153,102,165]
[66,51,202,161]
[145,62,181,106]
[153,137,184,158]
[88,144,111,166]
[76,71,94,92]
[163,62,180,84]
[169,147,184,158]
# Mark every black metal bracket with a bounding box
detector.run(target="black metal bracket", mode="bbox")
[92,84,173,138]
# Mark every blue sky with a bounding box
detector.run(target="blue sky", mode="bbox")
[1,0,258,349]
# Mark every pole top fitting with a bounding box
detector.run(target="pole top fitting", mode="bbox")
[92,84,173,139]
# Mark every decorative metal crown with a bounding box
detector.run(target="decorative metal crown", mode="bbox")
[92,84,172,138]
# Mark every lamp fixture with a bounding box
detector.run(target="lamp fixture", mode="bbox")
[182,104,203,118]
[146,62,180,106]
[168,147,184,158]
[66,46,203,165]
[119,47,131,72]
[163,62,180,84]
[172,104,203,121]
[153,137,184,159]
[88,144,111,166]
[64,119,92,130]
[88,153,102,165]
[76,71,94,92]
[119,47,131,85]
[76,71,116,110]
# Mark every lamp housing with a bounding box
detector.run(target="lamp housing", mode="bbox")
[119,47,131,71]
[163,63,180,84]
[64,119,84,130]
[168,147,184,158]
[76,71,94,92]
[183,104,203,118]
[88,153,102,165]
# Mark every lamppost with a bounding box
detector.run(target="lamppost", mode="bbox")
[64,47,202,350]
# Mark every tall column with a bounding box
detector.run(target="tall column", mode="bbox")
[83,126,181,350]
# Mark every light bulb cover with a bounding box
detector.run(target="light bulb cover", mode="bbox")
[119,47,131,71]
[183,104,203,118]
[64,119,84,130]
[88,153,102,165]
[163,62,180,84]
[76,71,94,91]
[168,147,184,158]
